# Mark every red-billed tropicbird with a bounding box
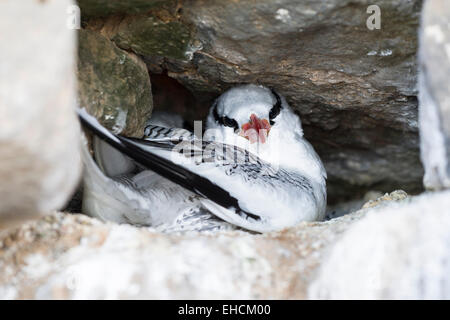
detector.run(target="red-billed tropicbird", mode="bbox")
[80,84,327,233]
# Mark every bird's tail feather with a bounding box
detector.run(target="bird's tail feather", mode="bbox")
[81,135,155,224]
[93,136,136,178]
[77,108,256,221]
[80,134,125,222]
[200,199,267,233]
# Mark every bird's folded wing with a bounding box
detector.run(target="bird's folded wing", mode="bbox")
[127,136,317,232]
[77,109,316,232]
[144,124,194,142]
[77,109,262,223]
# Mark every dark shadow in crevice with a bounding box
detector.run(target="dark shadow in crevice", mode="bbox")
[150,71,216,129]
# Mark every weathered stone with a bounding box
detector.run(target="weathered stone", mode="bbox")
[325,189,407,220]
[81,0,424,202]
[0,212,359,299]
[325,190,385,219]
[361,189,408,209]
[309,190,450,299]
[77,0,178,20]
[0,190,412,299]
[111,15,194,61]
[418,0,450,190]
[78,29,153,137]
[0,0,81,229]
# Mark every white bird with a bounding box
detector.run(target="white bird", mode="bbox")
[80,84,327,233]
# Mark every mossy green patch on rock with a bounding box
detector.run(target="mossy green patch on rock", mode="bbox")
[77,0,178,20]
[77,29,153,137]
[111,15,193,61]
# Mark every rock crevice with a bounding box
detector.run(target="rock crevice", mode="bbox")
[78,0,424,202]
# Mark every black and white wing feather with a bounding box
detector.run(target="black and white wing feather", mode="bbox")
[139,128,321,231]
[78,109,323,232]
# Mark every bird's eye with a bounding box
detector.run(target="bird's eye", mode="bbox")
[269,89,283,125]
[222,116,239,131]
[212,99,239,132]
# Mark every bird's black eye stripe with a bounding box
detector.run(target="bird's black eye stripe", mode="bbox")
[213,99,239,132]
[269,89,282,125]
[222,116,239,131]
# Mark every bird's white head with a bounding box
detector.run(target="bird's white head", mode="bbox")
[205,84,326,183]
[206,84,302,145]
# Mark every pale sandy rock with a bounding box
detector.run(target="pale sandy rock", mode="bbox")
[325,190,407,220]
[0,189,416,299]
[0,0,81,229]
[309,190,450,299]
[0,209,369,299]
[361,190,409,209]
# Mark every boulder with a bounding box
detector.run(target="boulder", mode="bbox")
[78,29,153,137]
[0,212,353,299]
[0,0,81,229]
[309,190,450,299]
[418,0,450,190]
[0,191,408,299]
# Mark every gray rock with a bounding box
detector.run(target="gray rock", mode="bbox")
[324,190,406,220]
[361,189,409,209]
[418,0,450,190]
[309,190,450,299]
[77,0,177,20]
[79,0,424,202]
[78,29,153,137]
[111,15,193,61]
[0,0,81,229]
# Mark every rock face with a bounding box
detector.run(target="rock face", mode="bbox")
[0,205,370,299]
[2,190,446,299]
[77,0,176,20]
[78,29,153,137]
[78,0,424,202]
[0,0,81,229]
[309,190,450,299]
[418,0,450,190]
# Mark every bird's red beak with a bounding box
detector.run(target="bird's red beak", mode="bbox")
[240,114,271,144]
